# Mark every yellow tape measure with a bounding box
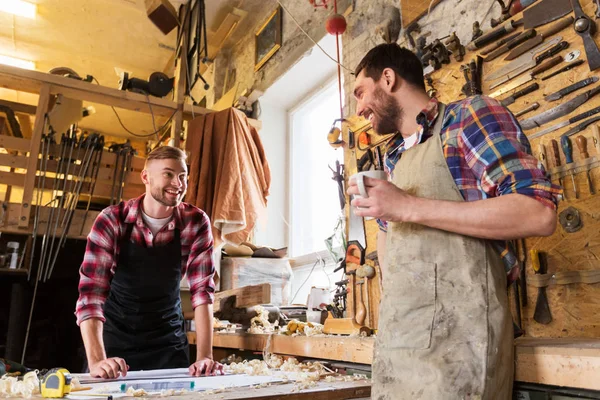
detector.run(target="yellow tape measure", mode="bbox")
[40,368,71,398]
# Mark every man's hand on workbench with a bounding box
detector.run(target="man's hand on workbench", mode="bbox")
[89,357,129,379]
[348,176,415,222]
[189,357,224,376]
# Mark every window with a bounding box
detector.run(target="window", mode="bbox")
[289,80,343,257]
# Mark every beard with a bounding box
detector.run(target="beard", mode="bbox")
[372,86,402,135]
[150,185,184,207]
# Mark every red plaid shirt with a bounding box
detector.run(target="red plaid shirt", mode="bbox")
[75,194,215,325]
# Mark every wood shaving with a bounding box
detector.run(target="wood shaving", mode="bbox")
[224,360,272,376]
[126,387,148,397]
[0,371,39,398]
[247,306,279,334]
[281,320,324,336]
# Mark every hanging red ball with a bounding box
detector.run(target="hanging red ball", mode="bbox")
[325,13,346,35]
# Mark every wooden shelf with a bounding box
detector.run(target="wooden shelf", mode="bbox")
[189,332,374,365]
[515,337,600,391]
[0,267,27,276]
[0,64,262,131]
[189,333,600,391]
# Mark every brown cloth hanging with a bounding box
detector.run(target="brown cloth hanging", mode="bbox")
[186,108,270,246]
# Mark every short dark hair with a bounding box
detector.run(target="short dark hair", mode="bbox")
[146,145,186,166]
[354,43,426,91]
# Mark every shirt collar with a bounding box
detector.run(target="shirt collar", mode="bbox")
[125,193,184,230]
[384,97,441,155]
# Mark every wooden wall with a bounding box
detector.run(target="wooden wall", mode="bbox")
[344,0,600,337]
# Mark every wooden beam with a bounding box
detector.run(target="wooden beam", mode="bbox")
[19,84,51,228]
[170,5,189,148]
[0,135,31,152]
[515,337,600,391]
[0,99,37,115]
[0,65,262,134]
[0,153,28,169]
[188,332,375,365]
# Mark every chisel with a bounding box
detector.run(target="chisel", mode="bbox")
[531,250,552,324]
[560,135,579,199]
[576,135,595,194]
[514,102,540,118]
[540,59,585,81]
[550,139,567,200]
[500,82,539,106]
[485,29,537,61]
[526,105,600,140]
[505,16,574,60]
[545,76,599,102]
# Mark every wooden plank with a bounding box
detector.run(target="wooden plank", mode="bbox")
[0,99,37,115]
[214,283,271,313]
[0,135,31,152]
[515,337,600,390]
[1,202,99,239]
[0,153,28,169]
[19,84,51,228]
[189,332,375,365]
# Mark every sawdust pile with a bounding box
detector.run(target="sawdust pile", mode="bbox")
[0,371,39,398]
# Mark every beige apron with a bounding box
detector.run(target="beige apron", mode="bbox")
[372,104,514,400]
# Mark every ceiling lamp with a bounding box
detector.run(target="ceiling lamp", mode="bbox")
[0,0,37,19]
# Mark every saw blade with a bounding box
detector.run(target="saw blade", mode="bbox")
[485,37,562,81]
[488,74,534,98]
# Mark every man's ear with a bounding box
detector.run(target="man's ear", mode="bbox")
[381,68,398,92]
[141,169,150,185]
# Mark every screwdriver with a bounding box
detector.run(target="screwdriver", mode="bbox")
[560,136,579,199]
[550,139,567,200]
[576,135,595,194]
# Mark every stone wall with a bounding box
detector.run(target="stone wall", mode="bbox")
[200,0,505,116]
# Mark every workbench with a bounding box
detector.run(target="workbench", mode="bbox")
[189,332,600,392]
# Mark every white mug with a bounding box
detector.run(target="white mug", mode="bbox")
[351,170,388,220]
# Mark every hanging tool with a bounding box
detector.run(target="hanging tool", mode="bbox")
[560,135,579,199]
[572,0,600,71]
[46,134,100,281]
[545,76,599,101]
[466,18,523,50]
[514,102,540,118]
[28,131,52,281]
[540,58,585,80]
[500,82,539,106]
[520,85,600,130]
[80,136,105,236]
[485,29,537,62]
[330,160,345,210]
[550,139,567,200]
[576,135,595,194]
[527,105,600,140]
[506,16,574,60]
[480,31,521,55]
[489,74,534,98]
[523,0,573,29]
[40,368,72,398]
[486,37,561,82]
[531,250,552,324]
[356,264,375,328]
[488,39,565,89]
[538,143,549,171]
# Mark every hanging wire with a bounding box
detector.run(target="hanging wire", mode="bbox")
[92,77,177,138]
[276,0,352,72]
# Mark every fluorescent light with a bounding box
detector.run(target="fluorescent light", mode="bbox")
[0,54,35,70]
[0,0,37,19]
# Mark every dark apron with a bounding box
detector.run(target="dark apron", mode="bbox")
[103,223,189,371]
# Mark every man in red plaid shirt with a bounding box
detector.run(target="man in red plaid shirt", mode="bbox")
[75,146,221,378]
